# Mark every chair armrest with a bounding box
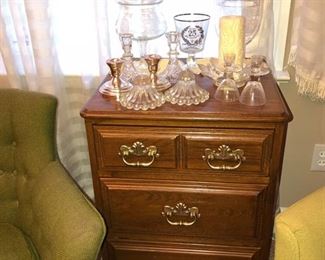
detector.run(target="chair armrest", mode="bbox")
[22,161,106,260]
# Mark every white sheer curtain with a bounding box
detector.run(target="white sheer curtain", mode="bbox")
[0,0,110,199]
[288,0,325,101]
[0,0,275,199]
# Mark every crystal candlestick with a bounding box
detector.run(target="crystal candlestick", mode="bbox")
[158,31,183,85]
[164,69,209,106]
[99,58,132,97]
[119,33,138,81]
[119,55,165,110]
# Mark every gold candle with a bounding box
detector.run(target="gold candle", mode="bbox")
[219,15,245,67]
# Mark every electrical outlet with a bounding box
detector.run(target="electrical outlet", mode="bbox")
[310,144,325,171]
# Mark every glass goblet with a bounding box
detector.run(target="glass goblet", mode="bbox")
[214,54,240,102]
[239,80,266,106]
[174,13,210,69]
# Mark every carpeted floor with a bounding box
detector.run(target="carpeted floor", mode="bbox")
[269,238,275,259]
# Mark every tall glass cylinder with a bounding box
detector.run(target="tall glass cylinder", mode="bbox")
[115,0,167,57]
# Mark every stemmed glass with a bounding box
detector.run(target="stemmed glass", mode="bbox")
[164,13,210,106]
[239,80,266,106]
[214,53,240,102]
[174,13,210,70]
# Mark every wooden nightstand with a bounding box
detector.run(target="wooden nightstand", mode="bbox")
[81,74,292,260]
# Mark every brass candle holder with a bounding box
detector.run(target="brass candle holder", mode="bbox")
[99,58,132,97]
[144,54,171,92]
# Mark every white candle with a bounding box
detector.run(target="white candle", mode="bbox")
[219,15,245,67]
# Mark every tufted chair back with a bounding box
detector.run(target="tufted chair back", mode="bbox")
[0,89,57,227]
[0,89,106,259]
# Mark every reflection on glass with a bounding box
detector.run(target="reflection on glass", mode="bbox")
[216,0,263,44]
[115,0,167,57]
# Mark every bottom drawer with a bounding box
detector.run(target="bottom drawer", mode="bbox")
[109,241,261,260]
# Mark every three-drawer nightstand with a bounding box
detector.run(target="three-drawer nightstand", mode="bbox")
[81,74,292,260]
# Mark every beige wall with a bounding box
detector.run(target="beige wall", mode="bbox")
[278,73,325,207]
[277,0,325,207]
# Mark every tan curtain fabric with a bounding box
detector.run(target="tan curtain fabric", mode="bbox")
[289,0,325,101]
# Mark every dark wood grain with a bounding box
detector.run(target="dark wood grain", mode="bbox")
[81,73,292,260]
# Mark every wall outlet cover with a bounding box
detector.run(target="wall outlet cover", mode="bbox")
[311,144,325,171]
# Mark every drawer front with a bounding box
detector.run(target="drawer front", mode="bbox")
[95,127,179,170]
[183,130,273,175]
[101,179,266,242]
[110,241,260,260]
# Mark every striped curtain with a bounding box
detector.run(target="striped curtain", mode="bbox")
[0,0,111,199]
[288,0,325,101]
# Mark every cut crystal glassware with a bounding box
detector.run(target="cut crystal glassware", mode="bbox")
[164,69,209,106]
[158,31,183,85]
[239,80,266,106]
[119,33,138,82]
[214,55,240,102]
[115,0,167,57]
[119,54,165,110]
[249,54,270,77]
[165,13,210,106]
[199,57,250,88]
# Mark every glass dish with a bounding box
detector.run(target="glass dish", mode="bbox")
[199,58,250,88]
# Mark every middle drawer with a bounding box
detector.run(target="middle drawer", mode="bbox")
[101,178,267,243]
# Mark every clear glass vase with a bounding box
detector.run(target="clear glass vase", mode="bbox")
[115,0,167,57]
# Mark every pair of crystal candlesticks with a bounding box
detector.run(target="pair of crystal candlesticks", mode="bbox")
[99,31,209,110]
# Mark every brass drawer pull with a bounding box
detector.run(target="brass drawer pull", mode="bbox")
[162,202,200,226]
[119,141,159,167]
[202,145,246,171]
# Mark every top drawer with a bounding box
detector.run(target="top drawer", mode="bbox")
[183,129,274,175]
[94,126,179,170]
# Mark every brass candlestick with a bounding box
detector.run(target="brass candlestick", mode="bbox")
[99,58,132,97]
[144,54,171,92]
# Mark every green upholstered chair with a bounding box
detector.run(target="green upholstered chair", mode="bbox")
[0,89,106,259]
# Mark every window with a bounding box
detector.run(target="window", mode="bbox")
[0,0,292,77]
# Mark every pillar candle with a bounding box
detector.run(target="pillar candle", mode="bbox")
[219,15,245,67]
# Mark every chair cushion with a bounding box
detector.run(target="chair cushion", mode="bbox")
[0,223,39,260]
